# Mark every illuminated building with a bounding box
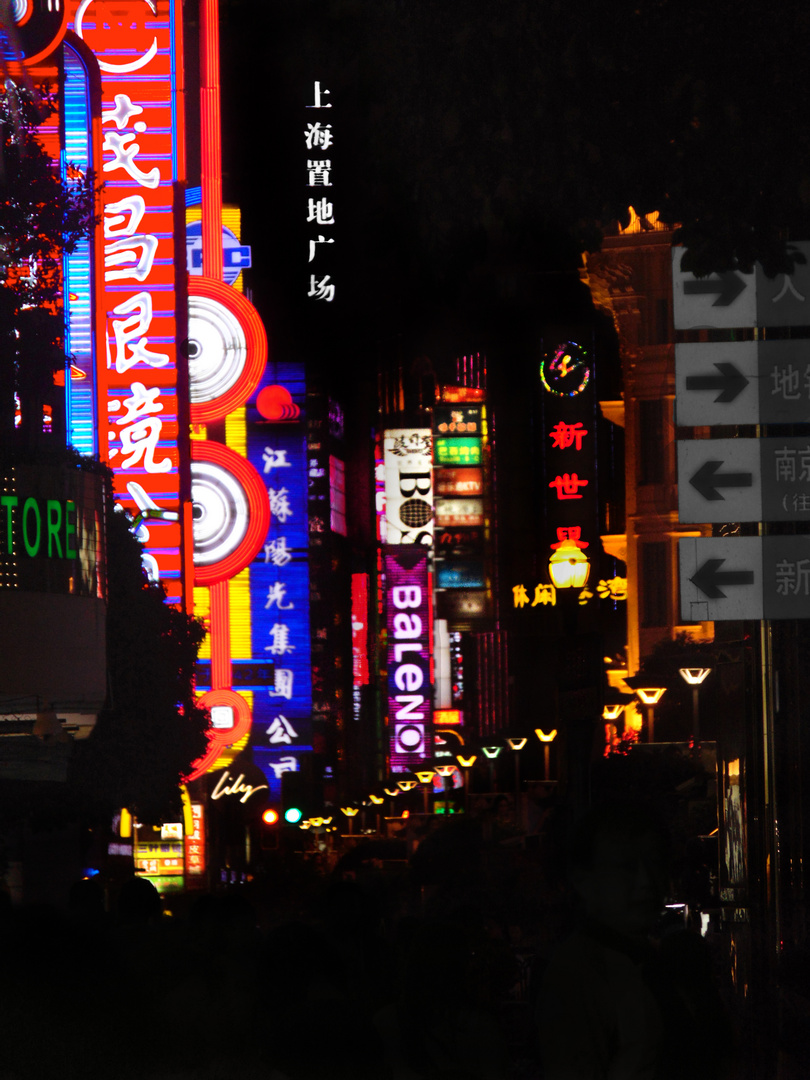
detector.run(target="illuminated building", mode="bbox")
[582,211,713,682]
[1,0,317,890]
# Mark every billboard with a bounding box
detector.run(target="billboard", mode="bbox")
[385,546,433,771]
[383,429,433,545]
[69,0,190,606]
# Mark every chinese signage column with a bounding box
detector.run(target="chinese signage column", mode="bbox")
[70,0,189,605]
[533,339,599,606]
[246,364,312,796]
[306,81,336,304]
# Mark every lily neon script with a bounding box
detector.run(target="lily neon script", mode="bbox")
[0,497,78,558]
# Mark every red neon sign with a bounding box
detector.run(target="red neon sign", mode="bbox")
[70,0,189,605]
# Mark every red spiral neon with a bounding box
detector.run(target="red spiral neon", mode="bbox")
[188,277,267,424]
[191,439,270,585]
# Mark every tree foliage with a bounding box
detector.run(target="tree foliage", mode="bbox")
[71,501,210,825]
[0,82,95,303]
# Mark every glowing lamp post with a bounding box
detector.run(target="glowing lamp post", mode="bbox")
[434,763,457,813]
[340,805,360,835]
[481,743,503,792]
[549,542,591,591]
[383,784,401,819]
[368,792,385,834]
[625,677,667,743]
[535,728,558,781]
[455,753,478,814]
[415,769,437,814]
[679,667,711,751]
[506,737,527,823]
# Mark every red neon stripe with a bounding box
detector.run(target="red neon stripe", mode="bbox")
[200,0,223,281]
[210,580,230,689]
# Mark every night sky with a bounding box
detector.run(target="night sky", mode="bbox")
[217,0,810,393]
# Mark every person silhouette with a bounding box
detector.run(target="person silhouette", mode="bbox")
[536,800,738,1080]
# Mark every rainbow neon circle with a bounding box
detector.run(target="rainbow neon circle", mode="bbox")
[540,341,590,397]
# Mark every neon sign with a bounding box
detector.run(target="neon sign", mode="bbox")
[69,0,188,605]
[386,546,433,771]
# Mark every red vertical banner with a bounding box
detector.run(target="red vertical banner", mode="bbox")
[185,803,206,878]
[70,0,189,605]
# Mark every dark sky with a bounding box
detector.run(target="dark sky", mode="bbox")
[218,0,810,391]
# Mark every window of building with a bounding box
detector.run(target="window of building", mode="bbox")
[638,399,666,485]
[329,455,347,535]
[639,540,668,627]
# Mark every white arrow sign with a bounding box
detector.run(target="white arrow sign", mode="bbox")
[673,249,757,330]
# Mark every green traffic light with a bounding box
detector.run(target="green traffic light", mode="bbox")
[284,807,303,824]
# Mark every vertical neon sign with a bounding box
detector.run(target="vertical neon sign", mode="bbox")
[70,0,188,605]
[385,546,433,772]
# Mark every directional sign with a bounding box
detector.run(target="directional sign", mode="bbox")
[674,243,810,330]
[679,437,810,523]
[673,250,756,329]
[680,535,810,621]
[675,340,810,426]
[755,241,810,327]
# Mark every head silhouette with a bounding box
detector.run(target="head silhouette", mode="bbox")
[567,800,670,940]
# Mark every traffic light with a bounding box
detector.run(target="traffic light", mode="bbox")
[281,769,311,827]
[259,805,280,848]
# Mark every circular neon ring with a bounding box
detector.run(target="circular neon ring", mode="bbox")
[190,440,269,584]
[188,277,267,424]
[185,689,252,780]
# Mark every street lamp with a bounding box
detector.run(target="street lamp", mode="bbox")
[340,805,360,834]
[454,752,478,814]
[549,541,591,590]
[625,675,667,743]
[434,763,457,814]
[679,666,711,751]
[505,736,527,826]
[480,742,503,791]
[534,728,558,781]
[415,768,437,814]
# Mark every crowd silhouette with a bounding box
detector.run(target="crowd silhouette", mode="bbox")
[0,800,740,1080]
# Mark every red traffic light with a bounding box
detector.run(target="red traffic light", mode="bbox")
[262,808,280,826]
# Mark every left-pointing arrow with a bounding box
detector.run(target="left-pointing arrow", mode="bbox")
[690,558,755,599]
[689,459,754,501]
[683,272,747,307]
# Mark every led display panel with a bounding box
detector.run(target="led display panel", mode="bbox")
[385,546,433,772]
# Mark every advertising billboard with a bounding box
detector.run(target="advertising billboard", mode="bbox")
[69,0,190,606]
[435,498,484,528]
[385,546,433,772]
[383,429,434,545]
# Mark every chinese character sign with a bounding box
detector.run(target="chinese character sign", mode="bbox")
[386,546,433,772]
[541,339,599,566]
[306,82,336,303]
[70,0,187,604]
[246,364,312,792]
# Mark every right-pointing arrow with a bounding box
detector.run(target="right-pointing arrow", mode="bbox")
[689,459,754,501]
[691,558,755,599]
[684,362,749,403]
[683,272,747,307]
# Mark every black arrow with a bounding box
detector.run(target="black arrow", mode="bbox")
[690,558,755,599]
[689,459,754,501]
[684,272,747,306]
[684,362,749,403]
